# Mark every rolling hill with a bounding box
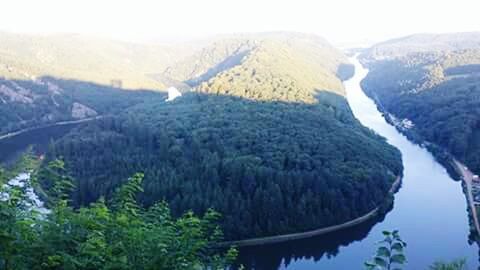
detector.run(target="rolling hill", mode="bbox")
[364,32,480,59]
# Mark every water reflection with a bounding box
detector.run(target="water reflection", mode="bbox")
[237,204,393,270]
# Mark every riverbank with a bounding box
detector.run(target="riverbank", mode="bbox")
[221,175,401,247]
[0,116,103,141]
[362,93,462,181]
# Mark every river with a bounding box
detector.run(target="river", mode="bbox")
[237,57,479,269]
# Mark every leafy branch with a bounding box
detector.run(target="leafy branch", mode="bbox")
[365,230,407,270]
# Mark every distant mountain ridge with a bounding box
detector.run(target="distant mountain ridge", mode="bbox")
[364,32,480,59]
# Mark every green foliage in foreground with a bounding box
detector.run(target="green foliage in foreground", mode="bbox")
[0,161,236,270]
[365,230,407,270]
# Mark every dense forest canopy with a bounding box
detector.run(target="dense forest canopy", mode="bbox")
[46,92,402,240]
[360,33,480,174]
[196,39,346,103]
[164,32,351,97]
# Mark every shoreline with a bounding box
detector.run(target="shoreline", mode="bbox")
[362,75,480,237]
[361,89,462,181]
[0,116,103,141]
[220,175,401,247]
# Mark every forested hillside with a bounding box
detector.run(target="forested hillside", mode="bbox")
[47,92,402,240]
[0,32,352,136]
[40,33,403,240]
[196,39,347,103]
[0,32,194,135]
[360,32,480,174]
[364,32,480,59]
[0,77,162,135]
[164,32,351,96]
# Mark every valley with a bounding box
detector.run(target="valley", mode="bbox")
[2,55,479,269]
[1,30,480,270]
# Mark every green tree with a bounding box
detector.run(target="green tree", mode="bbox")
[37,159,75,203]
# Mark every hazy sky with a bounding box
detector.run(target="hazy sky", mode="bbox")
[2,0,479,45]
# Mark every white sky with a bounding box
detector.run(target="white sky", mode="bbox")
[1,0,479,45]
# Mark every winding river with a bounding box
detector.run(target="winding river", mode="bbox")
[238,58,479,269]
[1,58,479,269]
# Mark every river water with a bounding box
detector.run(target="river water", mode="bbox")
[238,58,479,269]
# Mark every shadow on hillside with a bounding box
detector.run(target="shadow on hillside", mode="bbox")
[39,75,166,109]
[0,76,167,164]
[185,49,251,86]
[0,75,167,132]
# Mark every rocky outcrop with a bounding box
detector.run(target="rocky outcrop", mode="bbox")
[0,84,33,103]
[71,102,98,119]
